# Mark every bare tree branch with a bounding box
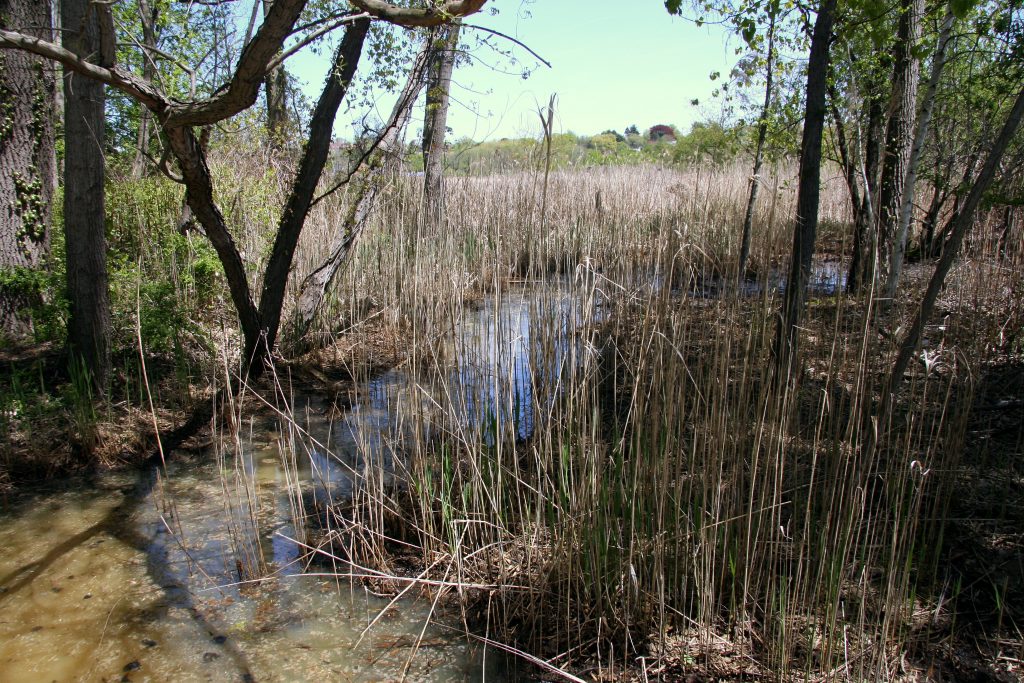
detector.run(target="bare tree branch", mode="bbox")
[0,28,165,108]
[462,23,552,68]
[264,11,370,74]
[163,0,307,126]
[349,0,487,27]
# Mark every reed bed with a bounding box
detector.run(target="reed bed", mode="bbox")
[198,152,1020,680]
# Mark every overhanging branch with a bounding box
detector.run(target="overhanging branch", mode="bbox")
[162,0,308,127]
[0,29,165,109]
[349,0,487,27]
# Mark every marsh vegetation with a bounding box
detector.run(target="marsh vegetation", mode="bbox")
[1,0,1023,681]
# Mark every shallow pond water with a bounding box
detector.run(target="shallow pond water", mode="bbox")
[0,289,587,682]
[0,452,515,682]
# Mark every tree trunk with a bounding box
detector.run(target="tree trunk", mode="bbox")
[292,42,430,342]
[829,83,880,298]
[165,125,262,367]
[0,0,56,338]
[774,0,837,379]
[263,0,289,148]
[848,84,885,293]
[422,20,459,231]
[929,151,978,258]
[130,0,160,179]
[62,0,111,389]
[884,2,953,298]
[997,205,1015,259]
[920,149,953,258]
[255,18,370,366]
[888,87,1024,395]
[737,10,775,283]
[877,0,922,297]
[828,83,862,226]
[0,0,488,379]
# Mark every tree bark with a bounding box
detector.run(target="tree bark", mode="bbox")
[877,0,922,297]
[737,10,775,283]
[920,148,953,258]
[349,0,486,27]
[130,0,160,179]
[774,0,837,379]
[848,83,885,293]
[164,125,263,367]
[0,0,56,338]
[422,20,460,232]
[888,87,1024,395]
[884,2,954,298]
[829,83,861,222]
[62,0,111,389]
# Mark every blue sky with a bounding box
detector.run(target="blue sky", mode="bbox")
[286,1,737,141]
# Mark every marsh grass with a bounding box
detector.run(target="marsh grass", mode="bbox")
[161,149,1020,679]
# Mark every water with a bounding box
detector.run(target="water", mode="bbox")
[692,259,848,299]
[0,454,507,682]
[0,287,592,682]
[441,285,600,442]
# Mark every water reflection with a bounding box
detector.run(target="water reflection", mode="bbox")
[693,260,849,298]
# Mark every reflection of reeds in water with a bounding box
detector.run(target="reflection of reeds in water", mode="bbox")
[212,351,267,583]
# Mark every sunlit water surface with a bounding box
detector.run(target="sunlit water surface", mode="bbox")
[0,451,514,682]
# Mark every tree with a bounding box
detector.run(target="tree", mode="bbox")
[666,0,802,279]
[883,3,955,298]
[648,124,676,141]
[888,86,1024,395]
[775,0,837,377]
[293,39,432,341]
[263,0,290,149]
[0,0,56,338]
[422,20,460,231]
[129,0,159,178]
[843,57,887,294]
[876,0,923,298]
[256,17,371,365]
[62,0,113,389]
[918,0,1020,259]
[672,121,739,165]
[738,3,778,282]
[0,0,488,379]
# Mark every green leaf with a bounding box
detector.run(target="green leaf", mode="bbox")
[950,0,977,19]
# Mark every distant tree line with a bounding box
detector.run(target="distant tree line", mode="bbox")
[401,121,753,175]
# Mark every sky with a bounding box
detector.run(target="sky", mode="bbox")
[286,1,737,142]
